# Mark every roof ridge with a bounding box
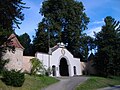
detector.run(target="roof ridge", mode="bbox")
[8,33,24,49]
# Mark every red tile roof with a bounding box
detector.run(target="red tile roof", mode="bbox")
[8,34,24,49]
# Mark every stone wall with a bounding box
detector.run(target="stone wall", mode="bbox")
[2,48,23,71]
[2,48,35,73]
[22,56,35,73]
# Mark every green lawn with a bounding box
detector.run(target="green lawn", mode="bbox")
[76,76,120,90]
[0,75,59,90]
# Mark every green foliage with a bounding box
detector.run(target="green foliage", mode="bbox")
[94,16,120,76]
[0,26,12,46]
[76,76,120,90]
[2,69,25,87]
[0,0,27,48]
[0,0,27,74]
[0,75,59,90]
[44,67,52,76]
[0,59,9,74]
[33,25,49,53]
[18,33,34,56]
[39,76,59,86]
[79,34,95,61]
[33,0,89,57]
[0,26,12,74]
[0,0,27,29]
[30,58,45,75]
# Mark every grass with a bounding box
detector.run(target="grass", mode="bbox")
[76,76,120,90]
[0,75,59,90]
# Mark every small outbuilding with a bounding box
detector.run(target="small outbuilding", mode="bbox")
[2,33,24,71]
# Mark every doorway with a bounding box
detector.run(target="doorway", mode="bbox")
[73,66,76,75]
[59,58,69,76]
[52,65,56,76]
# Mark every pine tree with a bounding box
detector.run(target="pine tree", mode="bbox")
[95,16,120,76]
[0,0,27,30]
[0,0,27,73]
[0,0,27,46]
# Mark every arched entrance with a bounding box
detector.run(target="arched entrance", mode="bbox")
[73,66,76,75]
[52,65,56,76]
[59,58,69,76]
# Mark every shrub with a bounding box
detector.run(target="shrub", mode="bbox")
[2,69,25,87]
[30,58,45,75]
[0,59,9,74]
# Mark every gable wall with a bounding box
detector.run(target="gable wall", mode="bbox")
[36,48,82,76]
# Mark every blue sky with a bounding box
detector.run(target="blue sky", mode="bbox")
[15,0,120,40]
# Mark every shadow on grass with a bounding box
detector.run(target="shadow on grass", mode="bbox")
[108,84,120,88]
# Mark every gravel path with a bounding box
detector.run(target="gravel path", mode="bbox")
[41,76,88,90]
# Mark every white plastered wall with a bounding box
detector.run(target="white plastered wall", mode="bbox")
[36,47,82,77]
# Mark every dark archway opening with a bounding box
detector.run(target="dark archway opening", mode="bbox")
[59,58,69,76]
[52,65,56,76]
[73,66,76,75]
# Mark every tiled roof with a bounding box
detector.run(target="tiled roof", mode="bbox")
[7,34,24,49]
[49,43,65,54]
[50,45,59,52]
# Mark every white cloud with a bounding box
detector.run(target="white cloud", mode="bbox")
[92,20,104,24]
[86,20,103,37]
[85,27,101,37]
[89,19,104,26]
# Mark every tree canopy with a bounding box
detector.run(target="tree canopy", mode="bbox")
[94,16,120,76]
[0,0,27,46]
[33,0,89,58]
[0,0,27,30]
[80,34,95,61]
[18,33,34,56]
[0,0,26,73]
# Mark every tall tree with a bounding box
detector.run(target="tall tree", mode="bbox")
[79,33,95,61]
[33,23,49,53]
[95,16,120,76]
[0,0,27,73]
[33,0,89,56]
[0,0,27,47]
[0,0,27,30]
[18,33,34,56]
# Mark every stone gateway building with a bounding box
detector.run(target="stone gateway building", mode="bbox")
[36,43,82,77]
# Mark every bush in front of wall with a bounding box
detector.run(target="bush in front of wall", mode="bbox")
[2,69,25,87]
